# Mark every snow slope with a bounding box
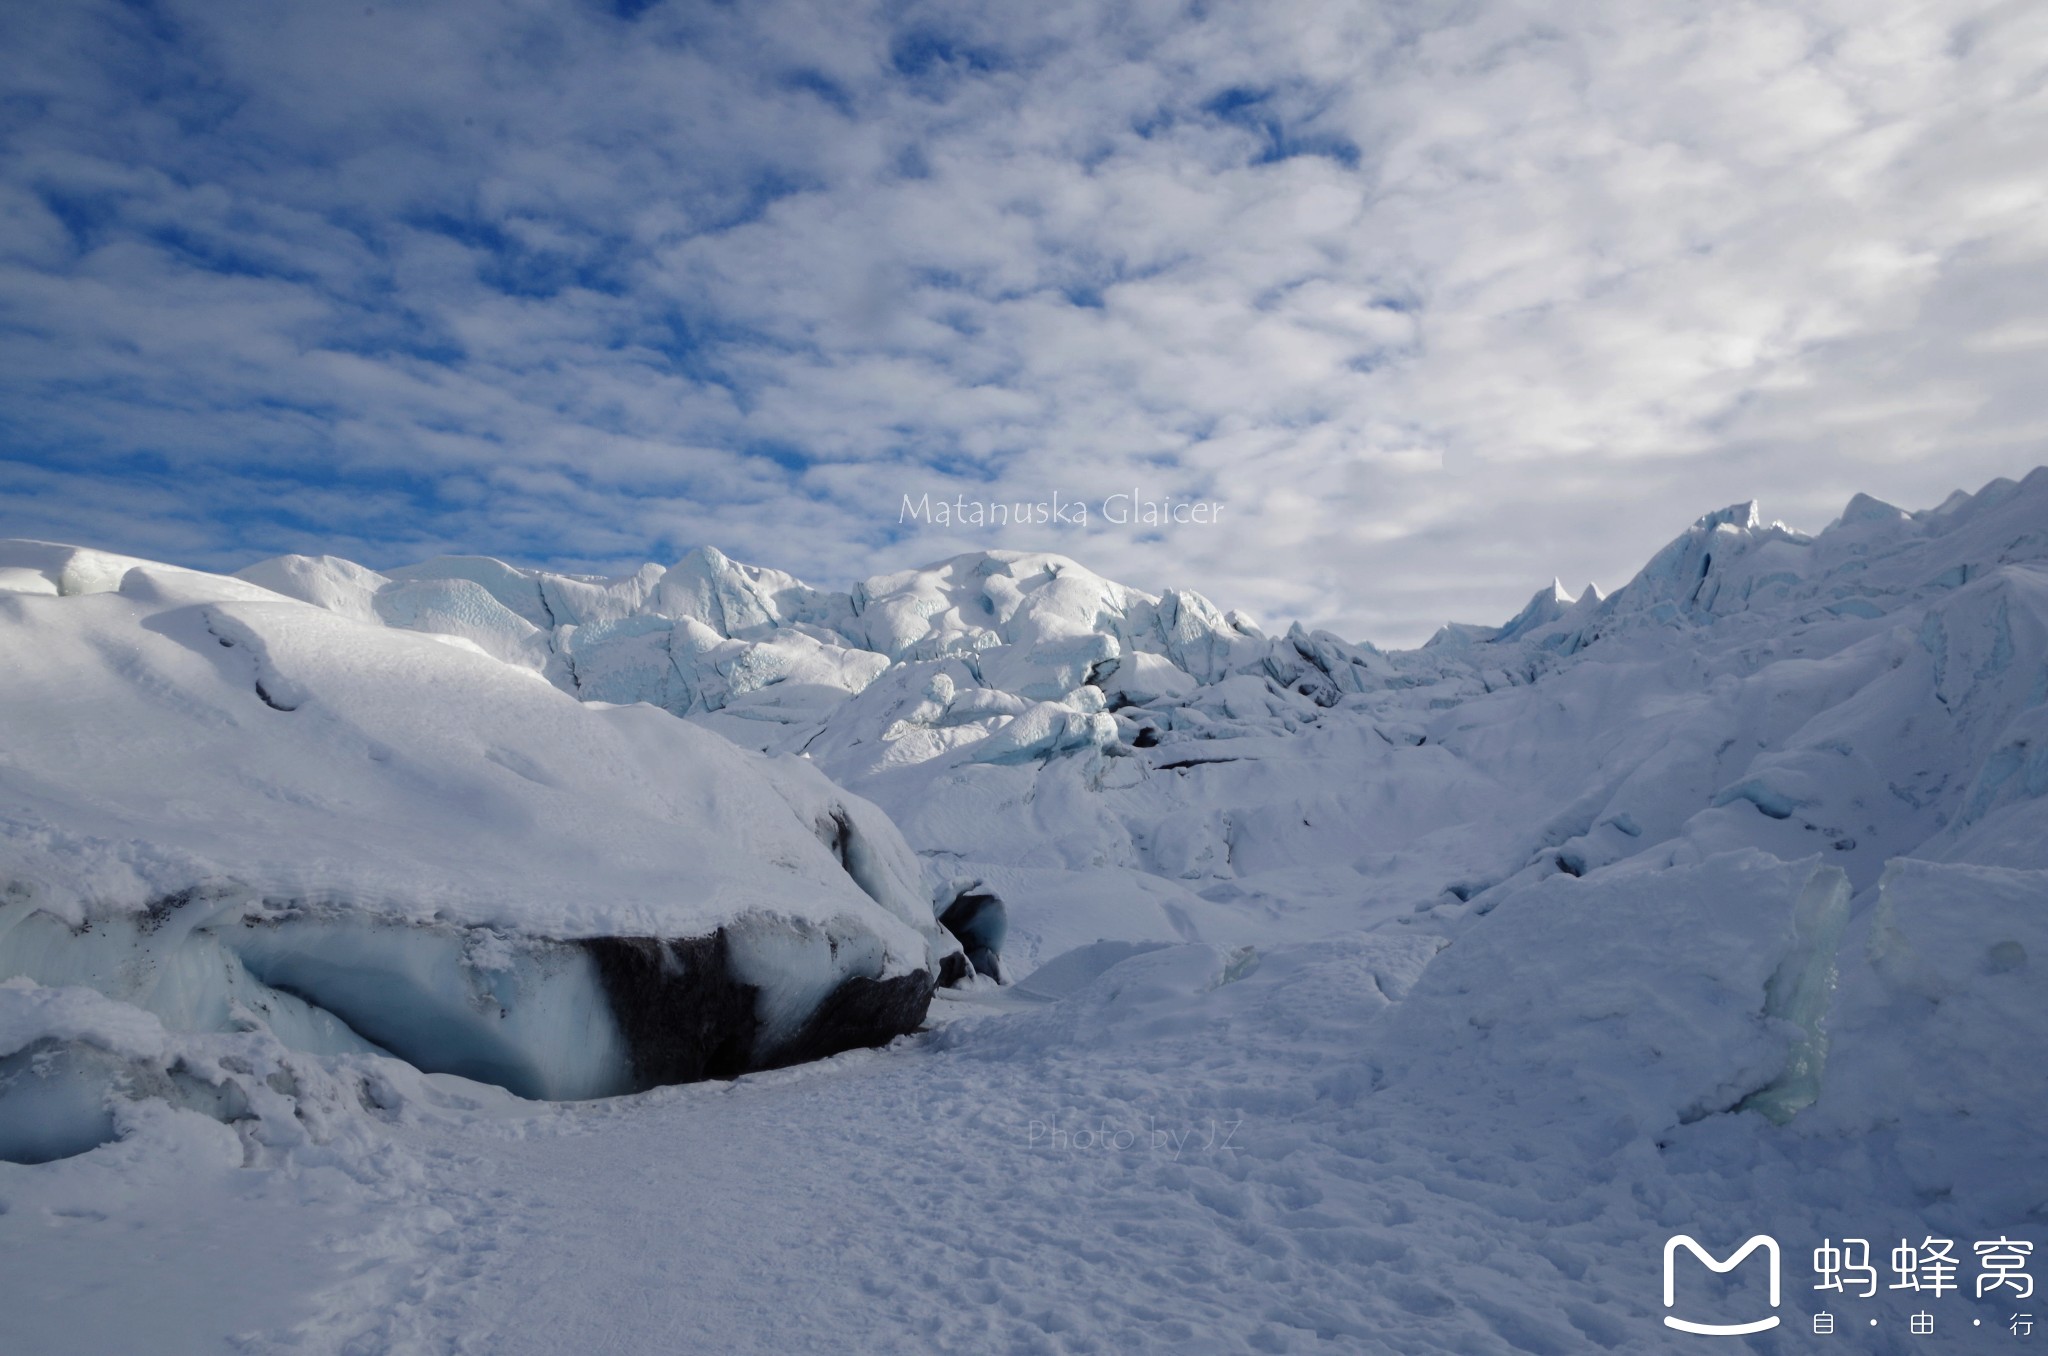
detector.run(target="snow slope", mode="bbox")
[5,863,2038,1352]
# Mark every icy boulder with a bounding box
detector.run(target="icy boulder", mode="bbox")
[850,551,1137,662]
[957,698,1118,767]
[1369,851,1851,1131]
[0,543,962,1100]
[1259,623,1396,704]
[1096,649,1199,706]
[1152,587,1264,684]
[643,545,849,639]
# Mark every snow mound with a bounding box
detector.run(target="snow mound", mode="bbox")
[0,545,962,1101]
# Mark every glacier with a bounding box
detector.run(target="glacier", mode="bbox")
[3,470,2046,1353]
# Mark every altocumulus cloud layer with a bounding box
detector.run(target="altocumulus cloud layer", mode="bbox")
[2,0,2045,643]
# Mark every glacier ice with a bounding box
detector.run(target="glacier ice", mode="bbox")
[203,472,2048,931]
[5,472,2046,1175]
[1804,858,2048,1210]
[0,1042,124,1165]
[1371,852,1851,1131]
[0,547,965,1105]
[4,473,2048,1352]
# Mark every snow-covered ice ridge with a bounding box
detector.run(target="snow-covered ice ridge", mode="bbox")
[231,469,2048,953]
[0,543,968,1117]
[3,472,2046,1353]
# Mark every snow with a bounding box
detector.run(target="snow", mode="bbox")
[237,475,2048,931]
[0,543,960,1103]
[0,546,940,944]
[1380,852,1852,1130]
[3,470,2046,1351]
[1813,857,2048,1211]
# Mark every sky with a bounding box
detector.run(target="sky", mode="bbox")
[3,0,2046,646]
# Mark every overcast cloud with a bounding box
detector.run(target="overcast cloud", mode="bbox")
[3,0,2045,643]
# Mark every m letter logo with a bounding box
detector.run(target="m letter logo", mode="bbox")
[1662,1235,1782,1335]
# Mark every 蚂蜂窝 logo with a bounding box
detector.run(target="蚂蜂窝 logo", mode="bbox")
[1663,1235,1782,1335]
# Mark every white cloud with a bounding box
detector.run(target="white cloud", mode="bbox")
[1,0,2044,644]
